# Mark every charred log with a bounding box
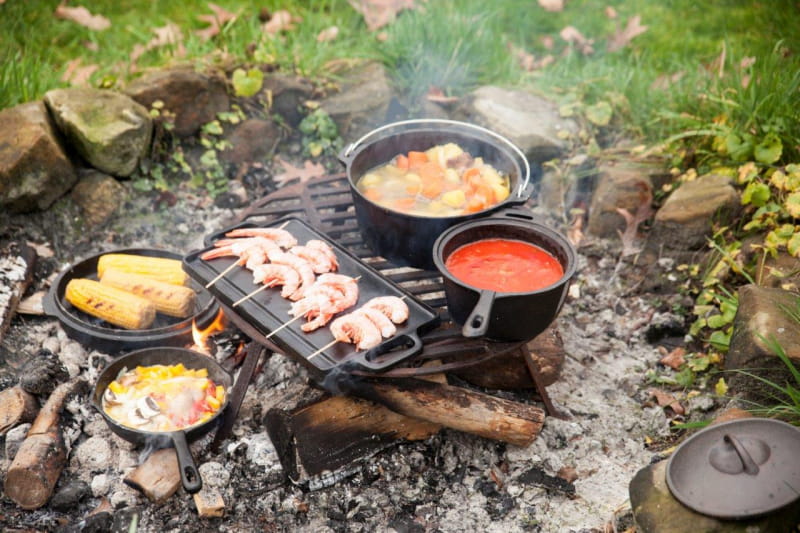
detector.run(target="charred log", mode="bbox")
[0,386,39,435]
[4,378,85,510]
[0,241,37,345]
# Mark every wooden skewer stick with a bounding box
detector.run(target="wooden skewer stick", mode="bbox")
[205,261,240,289]
[205,221,292,289]
[233,284,271,307]
[265,314,304,339]
[307,339,339,360]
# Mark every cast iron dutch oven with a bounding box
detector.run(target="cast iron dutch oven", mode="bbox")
[339,119,537,270]
[433,211,576,341]
[43,248,218,354]
[92,347,232,494]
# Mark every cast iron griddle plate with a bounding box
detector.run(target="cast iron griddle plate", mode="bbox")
[183,217,440,373]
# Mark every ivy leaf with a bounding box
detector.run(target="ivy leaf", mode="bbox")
[754,132,783,165]
[687,354,711,372]
[741,181,771,207]
[726,132,753,161]
[232,68,264,97]
[784,192,800,218]
[585,101,612,126]
[708,330,731,351]
[787,232,800,257]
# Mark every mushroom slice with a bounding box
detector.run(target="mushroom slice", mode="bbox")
[103,388,120,405]
[136,396,161,419]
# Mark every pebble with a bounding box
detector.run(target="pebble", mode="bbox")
[199,461,231,488]
[91,473,112,497]
[75,436,114,472]
[50,479,91,511]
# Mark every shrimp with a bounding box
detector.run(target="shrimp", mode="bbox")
[290,245,333,274]
[306,240,338,271]
[364,296,409,323]
[356,307,396,338]
[315,274,359,312]
[291,284,344,332]
[201,237,278,270]
[224,227,298,249]
[330,312,382,350]
[269,252,316,300]
[250,264,301,299]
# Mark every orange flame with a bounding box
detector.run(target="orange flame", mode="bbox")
[191,308,227,354]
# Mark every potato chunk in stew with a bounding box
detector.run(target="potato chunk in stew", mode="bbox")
[356,143,510,217]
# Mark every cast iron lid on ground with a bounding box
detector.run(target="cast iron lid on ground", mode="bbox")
[666,418,800,519]
[43,248,218,354]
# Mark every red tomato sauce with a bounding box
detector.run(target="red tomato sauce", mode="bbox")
[445,238,564,292]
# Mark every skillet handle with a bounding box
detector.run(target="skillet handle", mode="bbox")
[353,332,423,372]
[42,285,58,316]
[171,431,202,494]
[461,290,496,338]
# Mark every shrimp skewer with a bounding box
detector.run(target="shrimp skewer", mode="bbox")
[330,312,382,351]
[224,227,298,249]
[233,264,300,305]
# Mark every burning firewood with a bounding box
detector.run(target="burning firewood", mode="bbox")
[4,377,86,510]
[123,448,181,504]
[0,386,39,435]
[0,241,37,345]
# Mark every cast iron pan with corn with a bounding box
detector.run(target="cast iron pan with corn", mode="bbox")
[92,347,233,493]
[44,248,219,354]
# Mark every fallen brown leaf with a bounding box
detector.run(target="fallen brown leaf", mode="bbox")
[559,26,594,55]
[273,157,326,187]
[61,58,99,86]
[557,466,579,483]
[540,35,555,50]
[316,26,339,42]
[538,0,564,12]
[605,6,617,19]
[426,87,459,104]
[131,23,185,64]
[349,0,415,31]
[648,388,685,416]
[615,182,653,257]
[607,15,648,53]
[263,9,300,35]
[659,347,686,370]
[567,211,584,247]
[650,71,685,91]
[196,2,237,41]
[508,43,555,72]
[54,4,111,31]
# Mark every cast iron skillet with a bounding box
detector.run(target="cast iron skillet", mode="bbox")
[432,210,576,341]
[92,347,232,494]
[339,119,539,271]
[43,248,218,354]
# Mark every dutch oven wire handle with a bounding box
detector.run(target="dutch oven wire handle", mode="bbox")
[341,119,531,199]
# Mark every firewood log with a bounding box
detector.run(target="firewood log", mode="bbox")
[0,386,39,435]
[123,448,181,504]
[0,241,36,344]
[4,378,84,510]
[347,377,545,447]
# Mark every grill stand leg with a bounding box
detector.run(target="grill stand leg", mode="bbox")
[211,341,266,453]
[522,348,569,420]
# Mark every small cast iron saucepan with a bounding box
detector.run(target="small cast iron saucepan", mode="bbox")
[339,119,538,270]
[433,210,576,341]
[92,347,232,493]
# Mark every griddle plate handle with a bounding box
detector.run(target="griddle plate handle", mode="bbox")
[354,331,424,372]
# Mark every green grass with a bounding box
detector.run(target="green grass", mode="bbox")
[2,0,800,162]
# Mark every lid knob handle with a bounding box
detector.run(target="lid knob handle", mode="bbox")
[708,433,770,476]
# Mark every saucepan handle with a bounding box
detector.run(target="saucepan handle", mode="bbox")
[353,332,424,372]
[171,431,202,494]
[461,290,496,338]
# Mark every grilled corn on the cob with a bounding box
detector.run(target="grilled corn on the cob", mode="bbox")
[65,278,156,330]
[100,268,196,318]
[97,254,189,286]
